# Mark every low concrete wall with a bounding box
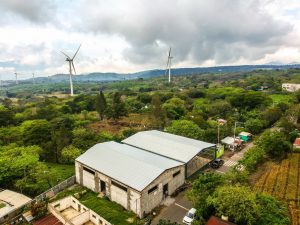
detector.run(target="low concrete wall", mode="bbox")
[1,176,76,224]
[49,196,111,225]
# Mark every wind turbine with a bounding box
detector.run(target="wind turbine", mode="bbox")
[32,73,35,84]
[14,72,18,85]
[165,47,173,83]
[61,44,81,96]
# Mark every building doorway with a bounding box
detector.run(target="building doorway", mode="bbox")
[100,180,106,193]
[163,183,168,199]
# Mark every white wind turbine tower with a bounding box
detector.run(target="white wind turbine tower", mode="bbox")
[32,73,35,84]
[14,72,18,85]
[61,44,81,96]
[165,47,173,83]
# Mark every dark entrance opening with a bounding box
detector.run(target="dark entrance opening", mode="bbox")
[100,180,106,192]
[163,183,168,199]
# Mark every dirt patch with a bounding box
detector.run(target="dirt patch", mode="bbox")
[88,113,152,135]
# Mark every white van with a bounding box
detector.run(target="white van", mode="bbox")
[182,208,196,225]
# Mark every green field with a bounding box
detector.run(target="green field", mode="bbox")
[270,94,296,104]
[79,190,140,225]
[42,163,75,190]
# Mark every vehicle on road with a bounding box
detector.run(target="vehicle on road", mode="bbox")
[210,158,224,169]
[183,208,196,225]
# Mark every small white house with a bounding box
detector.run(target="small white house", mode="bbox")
[282,83,300,92]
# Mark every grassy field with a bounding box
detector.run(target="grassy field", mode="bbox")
[253,154,300,225]
[270,94,296,104]
[79,190,140,225]
[44,163,75,186]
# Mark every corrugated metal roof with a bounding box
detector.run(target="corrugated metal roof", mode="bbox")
[76,141,183,192]
[122,130,216,163]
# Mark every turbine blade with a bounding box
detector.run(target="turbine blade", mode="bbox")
[61,51,71,59]
[72,61,76,75]
[168,47,171,57]
[72,44,81,60]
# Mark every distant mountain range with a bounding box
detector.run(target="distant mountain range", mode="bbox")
[5,63,300,85]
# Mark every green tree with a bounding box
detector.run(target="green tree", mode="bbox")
[21,120,52,147]
[263,106,282,126]
[162,97,187,119]
[188,173,224,222]
[15,162,56,195]
[166,120,204,140]
[150,94,166,129]
[0,145,41,186]
[0,105,14,126]
[95,91,107,120]
[256,130,292,159]
[245,118,266,134]
[72,128,99,151]
[239,146,265,172]
[207,185,260,225]
[51,117,74,162]
[256,194,290,225]
[61,145,81,164]
[107,92,127,120]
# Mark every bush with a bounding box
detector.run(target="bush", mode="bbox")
[207,185,260,225]
[245,118,266,134]
[166,120,204,140]
[239,147,265,172]
[256,130,292,159]
[61,145,82,164]
[256,194,290,225]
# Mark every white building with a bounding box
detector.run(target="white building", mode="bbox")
[122,130,216,177]
[282,83,300,92]
[75,130,216,218]
[75,141,185,218]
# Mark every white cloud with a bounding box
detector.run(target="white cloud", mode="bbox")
[0,0,299,80]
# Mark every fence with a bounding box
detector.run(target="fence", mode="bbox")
[1,175,76,225]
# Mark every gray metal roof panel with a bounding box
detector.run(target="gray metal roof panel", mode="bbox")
[76,141,183,191]
[122,130,216,163]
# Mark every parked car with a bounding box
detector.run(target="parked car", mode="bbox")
[210,158,224,169]
[183,208,196,225]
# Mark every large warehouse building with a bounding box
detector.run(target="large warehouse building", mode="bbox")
[75,141,185,218]
[75,130,216,217]
[122,130,216,177]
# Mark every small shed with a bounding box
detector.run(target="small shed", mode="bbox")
[239,132,252,142]
[293,138,300,149]
[221,137,243,151]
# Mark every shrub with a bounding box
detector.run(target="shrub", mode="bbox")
[239,147,265,172]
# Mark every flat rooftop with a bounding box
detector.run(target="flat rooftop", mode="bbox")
[0,189,31,217]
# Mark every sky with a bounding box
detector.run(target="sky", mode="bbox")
[0,0,300,80]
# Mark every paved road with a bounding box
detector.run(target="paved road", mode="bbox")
[151,190,192,224]
[152,142,253,224]
[216,142,253,174]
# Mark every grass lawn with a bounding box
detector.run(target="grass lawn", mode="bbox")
[79,190,140,225]
[44,162,75,186]
[270,94,295,104]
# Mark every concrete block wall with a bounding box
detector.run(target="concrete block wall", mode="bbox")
[140,165,185,215]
